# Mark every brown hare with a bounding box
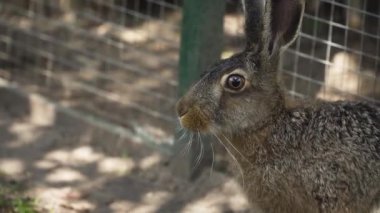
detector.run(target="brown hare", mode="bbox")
[176,0,380,212]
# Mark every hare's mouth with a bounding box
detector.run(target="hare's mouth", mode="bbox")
[179,107,210,132]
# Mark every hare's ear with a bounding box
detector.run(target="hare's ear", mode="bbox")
[243,0,266,52]
[270,0,305,51]
[243,0,305,55]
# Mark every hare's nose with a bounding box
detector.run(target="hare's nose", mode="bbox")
[176,98,189,117]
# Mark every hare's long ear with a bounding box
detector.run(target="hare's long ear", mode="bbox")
[243,0,305,56]
[243,0,265,52]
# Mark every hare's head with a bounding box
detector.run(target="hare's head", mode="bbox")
[176,0,304,135]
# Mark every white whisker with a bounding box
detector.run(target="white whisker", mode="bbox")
[175,124,184,132]
[209,141,215,178]
[212,132,245,188]
[178,130,188,143]
[186,133,194,155]
[193,132,204,170]
[221,133,253,166]
[180,133,193,156]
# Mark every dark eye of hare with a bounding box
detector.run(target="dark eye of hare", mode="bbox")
[226,74,245,91]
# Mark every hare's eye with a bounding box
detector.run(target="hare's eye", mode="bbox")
[226,74,245,91]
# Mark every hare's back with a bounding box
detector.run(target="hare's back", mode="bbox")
[276,101,380,211]
[295,101,380,169]
[308,101,380,150]
[279,101,380,152]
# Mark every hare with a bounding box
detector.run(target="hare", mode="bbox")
[176,0,380,212]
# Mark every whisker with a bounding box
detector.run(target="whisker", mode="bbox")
[221,133,253,166]
[199,133,205,168]
[209,141,215,178]
[186,133,194,154]
[193,132,204,170]
[178,130,188,143]
[180,133,193,156]
[191,133,199,169]
[212,132,245,188]
[187,133,195,155]
[175,124,184,132]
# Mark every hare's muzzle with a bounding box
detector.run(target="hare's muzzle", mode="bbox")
[176,98,209,132]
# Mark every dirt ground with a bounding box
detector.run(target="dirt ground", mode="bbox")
[0,86,251,213]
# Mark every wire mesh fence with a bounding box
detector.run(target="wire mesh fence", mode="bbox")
[0,0,183,152]
[0,0,379,155]
[280,0,380,104]
[223,0,380,104]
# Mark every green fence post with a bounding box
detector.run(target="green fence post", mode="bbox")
[178,0,226,94]
[173,0,226,180]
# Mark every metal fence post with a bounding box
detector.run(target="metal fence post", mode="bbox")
[178,0,226,94]
[172,0,226,180]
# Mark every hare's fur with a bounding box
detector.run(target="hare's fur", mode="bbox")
[176,0,380,212]
[234,101,380,213]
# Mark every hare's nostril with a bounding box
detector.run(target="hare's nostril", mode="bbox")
[178,109,188,117]
[176,100,189,117]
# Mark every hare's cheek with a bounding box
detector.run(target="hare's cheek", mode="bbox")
[179,107,209,132]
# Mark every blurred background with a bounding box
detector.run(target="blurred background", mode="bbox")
[0,0,379,212]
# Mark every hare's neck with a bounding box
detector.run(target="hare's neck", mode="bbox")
[227,125,272,166]
[226,108,286,167]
